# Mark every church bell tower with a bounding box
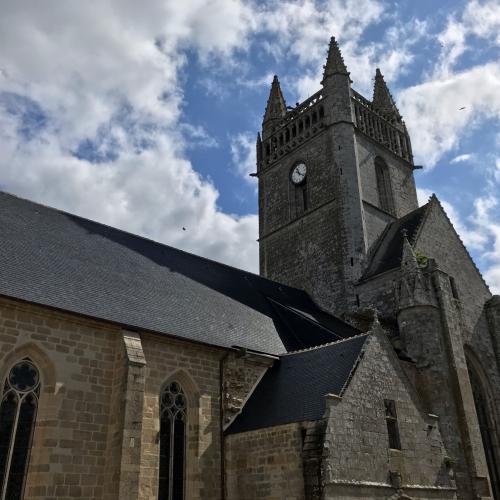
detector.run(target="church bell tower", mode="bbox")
[256,37,419,316]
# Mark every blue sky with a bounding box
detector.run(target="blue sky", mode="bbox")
[0,0,499,292]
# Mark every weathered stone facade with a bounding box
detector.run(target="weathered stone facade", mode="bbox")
[226,423,306,499]
[323,330,456,499]
[0,297,118,499]
[255,36,499,500]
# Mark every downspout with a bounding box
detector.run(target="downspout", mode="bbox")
[220,351,229,500]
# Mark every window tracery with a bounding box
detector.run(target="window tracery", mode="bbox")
[0,359,40,500]
[158,381,186,500]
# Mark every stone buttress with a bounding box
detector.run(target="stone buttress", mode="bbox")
[396,238,493,499]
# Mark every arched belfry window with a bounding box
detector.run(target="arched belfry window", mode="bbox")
[375,157,395,215]
[159,381,187,500]
[0,359,40,500]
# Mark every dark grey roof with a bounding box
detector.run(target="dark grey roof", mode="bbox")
[226,334,369,434]
[362,204,428,279]
[0,191,360,354]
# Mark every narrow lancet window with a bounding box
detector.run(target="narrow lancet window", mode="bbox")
[384,399,401,450]
[159,381,186,500]
[375,157,395,215]
[0,359,40,500]
[293,180,308,216]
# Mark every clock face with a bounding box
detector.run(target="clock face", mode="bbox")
[291,163,307,184]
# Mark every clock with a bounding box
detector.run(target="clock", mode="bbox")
[291,163,307,184]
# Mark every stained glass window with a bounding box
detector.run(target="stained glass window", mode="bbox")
[159,381,186,500]
[0,359,40,500]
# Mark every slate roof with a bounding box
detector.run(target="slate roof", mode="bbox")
[0,191,360,355]
[226,334,369,434]
[362,204,428,279]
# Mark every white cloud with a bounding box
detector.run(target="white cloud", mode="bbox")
[399,63,500,167]
[417,187,433,207]
[495,158,500,183]
[401,0,500,295]
[0,121,260,272]
[450,153,473,164]
[471,196,500,294]
[230,133,258,184]
[436,0,500,78]
[0,0,404,275]
[254,0,426,99]
[0,0,260,272]
[398,0,500,168]
[180,123,219,149]
[0,0,498,289]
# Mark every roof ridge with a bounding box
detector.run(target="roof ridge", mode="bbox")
[281,332,369,356]
[268,297,355,339]
[361,203,429,280]
[410,197,433,245]
[0,190,304,296]
[338,334,371,396]
[365,218,393,266]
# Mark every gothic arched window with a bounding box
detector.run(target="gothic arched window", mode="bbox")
[158,381,187,500]
[375,157,395,215]
[0,359,40,500]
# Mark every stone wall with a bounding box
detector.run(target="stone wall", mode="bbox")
[138,333,224,500]
[0,297,120,499]
[258,126,347,314]
[363,201,395,248]
[414,200,491,337]
[0,296,276,500]
[222,352,272,429]
[225,422,306,500]
[103,329,127,499]
[355,269,399,318]
[467,308,500,446]
[323,329,456,500]
[356,132,418,219]
[258,128,335,237]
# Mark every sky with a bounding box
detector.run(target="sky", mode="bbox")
[0,0,499,293]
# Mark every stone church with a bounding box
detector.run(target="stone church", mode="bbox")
[0,37,498,500]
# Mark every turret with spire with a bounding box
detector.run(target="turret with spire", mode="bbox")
[372,68,405,129]
[321,36,354,125]
[262,75,287,140]
[322,36,349,82]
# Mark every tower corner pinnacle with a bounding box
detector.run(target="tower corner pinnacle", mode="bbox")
[321,36,349,84]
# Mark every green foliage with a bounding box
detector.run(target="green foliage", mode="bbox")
[415,251,428,267]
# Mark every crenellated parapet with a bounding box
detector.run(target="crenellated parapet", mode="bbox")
[258,52,413,175]
[257,88,327,171]
[352,89,413,164]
